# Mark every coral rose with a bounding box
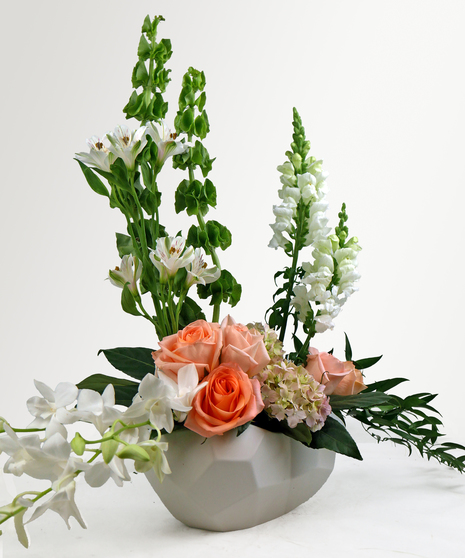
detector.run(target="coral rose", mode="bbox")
[306,348,364,395]
[220,315,270,377]
[184,362,265,437]
[152,320,222,383]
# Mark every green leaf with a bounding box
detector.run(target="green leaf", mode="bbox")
[121,284,142,317]
[353,355,383,370]
[344,332,352,361]
[97,347,156,381]
[76,160,109,198]
[140,188,160,216]
[252,412,313,446]
[311,416,363,460]
[363,378,409,393]
[116,233,134,258]
[76,373,139,407]
[329,392,394,411]
[178,296,206,328]
[236,422,251,437]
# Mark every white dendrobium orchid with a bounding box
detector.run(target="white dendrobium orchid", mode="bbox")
[157,363,207,422]
[75,136,114,172]
[26,380,79,438]
[185,248,220,288]
[27,461,86,531]
[75,385,123,436]
[0,425,42,477]
[133,439,171,481]
[106,124,147,170]
[123,373,175,433]
[0,498,33,548]
[83,427,137,488]
[108,255,143,295]
[146,121,189,166]
[149,236,195,283]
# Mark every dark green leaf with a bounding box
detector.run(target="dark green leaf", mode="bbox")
[363,378,409,393]
[76,160,109,198]
[77,373,139,407]
[353,355,383,370]
[344,332,352,362]
[236,422,251,437]
[121,284,142,317]
[329,392,394,410]
[311,416,363,460]
[116,233,134,258]
[97,347,156,381]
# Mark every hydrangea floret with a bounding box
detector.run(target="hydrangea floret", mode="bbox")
[257,361,331,430]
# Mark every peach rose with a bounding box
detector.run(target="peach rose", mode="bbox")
[152,320,222,383]
[220,315,270,377]
[335,362,367,396]
[184,362,265,437]
[306,348,355,395]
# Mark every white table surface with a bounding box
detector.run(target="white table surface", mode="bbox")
[2,440,464,558]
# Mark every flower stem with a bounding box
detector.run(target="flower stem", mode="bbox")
[279,203,307,343]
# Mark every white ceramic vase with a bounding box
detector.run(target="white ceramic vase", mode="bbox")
[146,425,335,531]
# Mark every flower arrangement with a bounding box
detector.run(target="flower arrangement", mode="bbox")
[1,14,465,547]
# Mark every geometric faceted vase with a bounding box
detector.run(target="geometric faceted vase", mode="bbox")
[146,425,335,531]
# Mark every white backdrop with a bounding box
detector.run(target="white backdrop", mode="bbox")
[1,0,464,448]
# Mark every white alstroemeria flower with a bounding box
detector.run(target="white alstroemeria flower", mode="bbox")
[27,461,86,531]
[133,439,171,481]
[26,380,79,438]
[149,236,195,283]
[124,374,175,433]
[75,136,114,172]
[106,124,147,170]
[146,121,189,166]
[185,248,220,288]
[108,255,142,295]
[76,385,122,436]
[157,364,207,422]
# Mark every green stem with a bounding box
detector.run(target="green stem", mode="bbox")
[279,203,307,343]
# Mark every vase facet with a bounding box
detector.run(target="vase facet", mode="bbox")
[146,425,335,531]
